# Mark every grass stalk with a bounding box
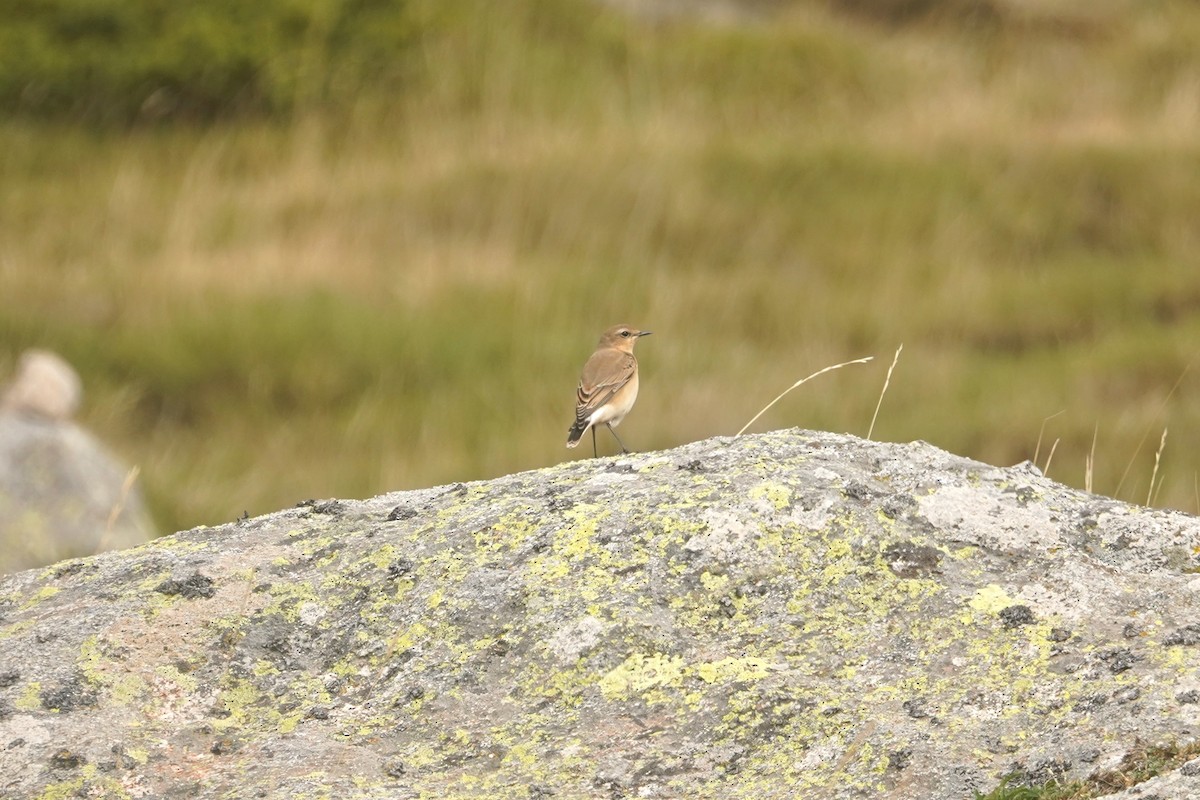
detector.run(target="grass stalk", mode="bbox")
[735,357,874,438]
[867,344,902,441]
[1148,428,1167,507]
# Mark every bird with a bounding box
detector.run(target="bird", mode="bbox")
[566,324,651,457]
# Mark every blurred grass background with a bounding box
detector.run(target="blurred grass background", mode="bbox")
[2,0,1199,534]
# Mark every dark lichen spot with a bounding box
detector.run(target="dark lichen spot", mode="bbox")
[206,704,233,719]
[1181,758,1200,777]
[844,481,875,501]
[1004,485,1038,506]
[0,698,10,720]
[1047,627,1072,642]
[605,463,635,474]
[384,760,406,778]
[547,496,572,512]
[174,658,203,674]
[1177,690,1200,704]
[529,784,556,799]
[211,737,239,755]
[1097,647,1137,674]
[111,744,138,770]
[678,459,707,473]
[50,749,85,769]
[41,675,98,712]
[1122,622,1142,638]
[296,499,344,515]
[35,631,58,644]
[0,670,19,688]
[1113,686,1140,704]
[1165,624,1200,646]
[887,748,912,771]
[998,605,1036,628]
[155,572,216,600]
[305,541,343,563]
[306,706,331,720]
[1005,757,1071,787]
[879,494,917,520]
[387,560,415,580]
[882,541,941,578]
[903,698,932,719]
[386,505,417,521]
[1075,694,1107,712]
[53,561,91,579]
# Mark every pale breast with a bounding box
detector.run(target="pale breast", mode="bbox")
[588,368,639,428]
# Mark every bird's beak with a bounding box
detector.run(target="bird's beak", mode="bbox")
[637,331,653,337]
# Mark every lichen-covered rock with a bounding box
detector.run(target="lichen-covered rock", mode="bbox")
[1,429,1199,799]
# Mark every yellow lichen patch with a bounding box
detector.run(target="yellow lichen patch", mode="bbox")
[481,512,538,552]
[699,571,730,593]
[262,580,325,621]
[390,621,431,653]
[750,482,793,510]
[20,585,60,610]
[363,543,398,571]
[693,656,771,684]
[0,618,35,642]
[78,635,147,706]
[16,680,42,711]
[968,584,1017,615]
[296,534,340,564]
[252,659,281,677]
[33,764,129,800]
[209,678,262,732]
[599,652,772,702]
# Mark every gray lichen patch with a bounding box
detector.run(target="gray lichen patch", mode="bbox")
[1,430,1200,799]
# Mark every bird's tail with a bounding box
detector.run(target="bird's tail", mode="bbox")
[566,420,588,448]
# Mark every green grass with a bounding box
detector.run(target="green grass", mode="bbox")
[2,0,1200,533]
[975,739,1200,799]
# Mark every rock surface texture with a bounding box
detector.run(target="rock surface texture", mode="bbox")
[2,430,1199,799]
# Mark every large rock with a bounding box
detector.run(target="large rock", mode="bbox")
[0,351,154,575]
[1,430,1199,799]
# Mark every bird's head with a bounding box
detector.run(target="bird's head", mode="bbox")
[599,325,652,352]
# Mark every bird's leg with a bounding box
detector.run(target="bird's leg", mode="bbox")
[607,424,629,454]
[591,427,598,459]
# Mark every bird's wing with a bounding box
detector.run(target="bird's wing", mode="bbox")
[575,350,636,424]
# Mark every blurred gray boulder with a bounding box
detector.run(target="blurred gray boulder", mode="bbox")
[0,350,154,574]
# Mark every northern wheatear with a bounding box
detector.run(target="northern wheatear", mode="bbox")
[566,325,651,457]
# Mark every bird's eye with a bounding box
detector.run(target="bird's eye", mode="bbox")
[621,330,630,337]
